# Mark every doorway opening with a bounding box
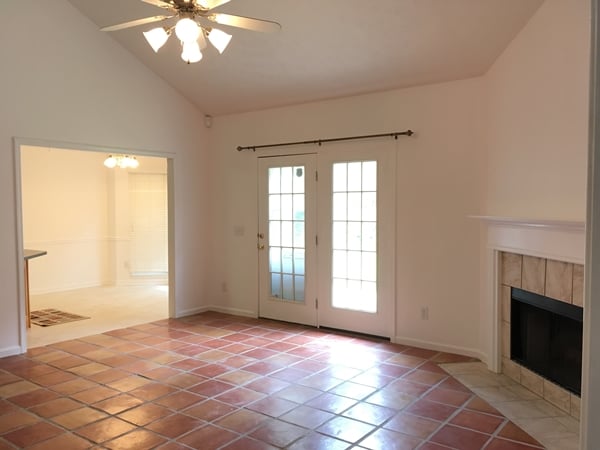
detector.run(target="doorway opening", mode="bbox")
[16,142,174,348]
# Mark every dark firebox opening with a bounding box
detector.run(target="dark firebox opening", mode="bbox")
[511,287,583,396]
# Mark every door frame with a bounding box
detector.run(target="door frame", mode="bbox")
[255,142,397,338]
[13,137,176,353]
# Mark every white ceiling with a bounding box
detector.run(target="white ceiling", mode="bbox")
[68,0,544,116]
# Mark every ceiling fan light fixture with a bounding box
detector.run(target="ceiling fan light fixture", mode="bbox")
[181,40,203,63]
[143,27,170,52]
[175,17,200,43]
[208,28,232,54]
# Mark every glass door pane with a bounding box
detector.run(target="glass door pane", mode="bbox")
[331,161,377,312]
[268,166,306,302]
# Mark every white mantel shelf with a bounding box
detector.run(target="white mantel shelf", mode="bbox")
[469,215,585,232]
[472,215,585,264]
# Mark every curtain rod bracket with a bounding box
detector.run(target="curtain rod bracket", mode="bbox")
[236,129,414,152]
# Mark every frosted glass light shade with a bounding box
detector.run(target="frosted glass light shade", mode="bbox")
[175,17,200,43]
[143,27,169,52]
[208,28,232,54]
[104,155,117,168]
[126,156,140,169]
[181,41,203,63]
[104,155,139,169]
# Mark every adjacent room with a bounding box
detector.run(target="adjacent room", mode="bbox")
[0,0,598,449]
[20,145,169,347]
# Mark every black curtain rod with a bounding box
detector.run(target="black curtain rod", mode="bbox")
[236,129,414,152]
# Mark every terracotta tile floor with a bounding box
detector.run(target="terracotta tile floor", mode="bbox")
[0,312,545,449]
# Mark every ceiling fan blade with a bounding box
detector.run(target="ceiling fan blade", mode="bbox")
[197,0,231,10]
[209,13,281,33]
[140,0,173,9]
[101,15,172,32]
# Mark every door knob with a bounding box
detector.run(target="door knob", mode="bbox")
[257,244,265,250]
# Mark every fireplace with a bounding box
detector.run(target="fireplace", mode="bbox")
[474,215,585,418]
[510,287,583,395]
[497,251,584,416]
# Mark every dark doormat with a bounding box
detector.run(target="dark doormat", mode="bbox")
[30,309,90,327]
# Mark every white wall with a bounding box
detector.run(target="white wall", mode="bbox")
[485,0,590,220]
[21,146,110,293]
[0,0,210,355]
[209,78,485,357]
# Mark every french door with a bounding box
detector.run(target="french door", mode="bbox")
[258,155,318,326]
[258,144,395,337]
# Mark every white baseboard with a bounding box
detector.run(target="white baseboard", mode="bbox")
[207,306,257,318]
[175,306,210,318]
[393,335,487,363]
[32,280,169,296]
[175,305,257,319]
[0,346,23,358]
[30,281,102,296]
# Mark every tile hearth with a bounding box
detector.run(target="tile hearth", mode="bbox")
[1,313,556,449]
[443,362,579,450]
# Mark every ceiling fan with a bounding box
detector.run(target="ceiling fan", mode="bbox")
[101,0,281,64]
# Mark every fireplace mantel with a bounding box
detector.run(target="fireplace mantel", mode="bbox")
[471,215,585,264]
[470,215,585,231]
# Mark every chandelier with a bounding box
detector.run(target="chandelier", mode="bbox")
[104,155,140,169]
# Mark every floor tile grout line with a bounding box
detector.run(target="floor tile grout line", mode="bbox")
[405,382,476,449]
[482,417,510,449]
[480,417,547,450]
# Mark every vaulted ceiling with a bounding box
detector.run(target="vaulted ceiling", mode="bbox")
[68,0,544,116]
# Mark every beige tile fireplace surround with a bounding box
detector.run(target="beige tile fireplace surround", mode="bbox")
[499,251,583,419]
